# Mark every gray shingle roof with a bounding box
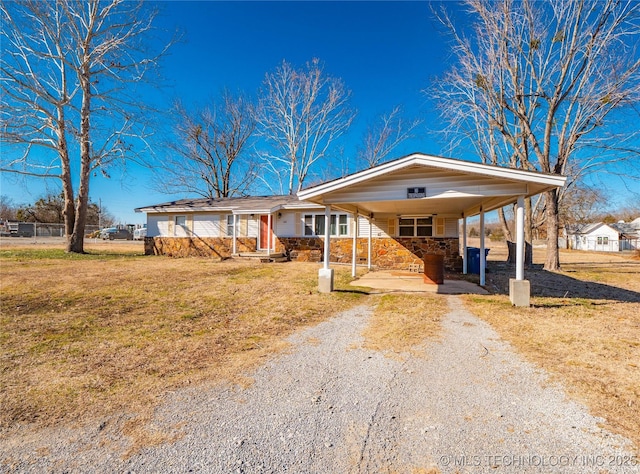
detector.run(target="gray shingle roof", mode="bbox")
[135,195,322,213]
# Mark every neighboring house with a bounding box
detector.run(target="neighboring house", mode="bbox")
[135,194,463,271]
[566,221,640,252]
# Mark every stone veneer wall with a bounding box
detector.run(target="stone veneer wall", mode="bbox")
[145,237,257,258]
[278,237,462,271]
[145,236,462,271]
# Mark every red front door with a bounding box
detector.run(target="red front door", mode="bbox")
[259,215,273,250]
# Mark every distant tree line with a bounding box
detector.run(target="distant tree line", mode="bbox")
[0,193,114,227]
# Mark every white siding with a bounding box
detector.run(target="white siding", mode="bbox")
[445,218,459,237]
[193,214,221,237]
[147,214,167,237]
[357,216,390,238]
[274,211,297,237]
[247,216,259,238]
[327,167,529,202]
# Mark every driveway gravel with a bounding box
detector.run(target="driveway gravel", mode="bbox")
[2,295,638,473]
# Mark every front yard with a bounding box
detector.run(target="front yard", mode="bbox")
[465,245,640,450]
[1,240,638,454]
[0,245,445,447]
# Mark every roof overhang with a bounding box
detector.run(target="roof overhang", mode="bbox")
[134,195,325,215]
[297,153,567,218]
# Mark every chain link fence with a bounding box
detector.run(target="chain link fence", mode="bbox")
[1,222,100,238]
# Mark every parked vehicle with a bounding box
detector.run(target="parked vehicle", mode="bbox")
[133,228,147,240]
[100,227,133,240]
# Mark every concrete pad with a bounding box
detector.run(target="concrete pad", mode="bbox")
[351,270,489,295]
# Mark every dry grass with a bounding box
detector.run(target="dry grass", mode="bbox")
[362,294,448,356]
[462,247,640,450]
[0,248,367,440]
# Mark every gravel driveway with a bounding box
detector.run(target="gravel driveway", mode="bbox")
[2,296,638,473]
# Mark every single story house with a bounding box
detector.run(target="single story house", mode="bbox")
[136,154,566,285]
[566,221,640,252]
[135,193,463,271]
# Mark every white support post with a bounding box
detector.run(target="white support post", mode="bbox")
[510,195,530,306]
[267,213,272,257]
[462,216,468,275]
[232,214,238,255]
[367,216,372,270]
[351,212,358,277]
[318,205,334,292]
[480,208,486,286]
[323,206,330,270]
[516,196,525,281]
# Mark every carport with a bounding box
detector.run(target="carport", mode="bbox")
[297,153,566,306]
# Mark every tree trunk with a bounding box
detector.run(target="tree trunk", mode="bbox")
[524,196,533,244]
[544,189,561,271]
[498,207,513,242]
[58,106,76,250]
[68,66,91,253]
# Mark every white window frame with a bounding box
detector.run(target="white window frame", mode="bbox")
[174,215,187,237]
[303,213,348,237]
[226,214,235,237]
[397,217,433,237]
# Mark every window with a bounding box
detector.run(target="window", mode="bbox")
[303,214,348,236]
[315,215,325,236]
[227,215,235,237]
[397,217,433,237]
[174,215,187,236]
[339,215,348,236]
[304,215,314,236]
[598,236,609,245]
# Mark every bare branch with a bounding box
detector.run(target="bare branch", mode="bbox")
[256,58,355,194]
[357,105,422,169]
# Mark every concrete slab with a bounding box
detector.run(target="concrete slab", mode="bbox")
[351,270,489,295]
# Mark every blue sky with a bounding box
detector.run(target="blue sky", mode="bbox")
[0,1,636,224]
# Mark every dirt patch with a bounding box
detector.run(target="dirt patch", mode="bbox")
[361,294,447,356]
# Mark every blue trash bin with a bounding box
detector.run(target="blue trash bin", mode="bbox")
[466,247,489,274]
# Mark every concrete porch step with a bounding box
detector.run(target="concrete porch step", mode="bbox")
[235,252,288,263]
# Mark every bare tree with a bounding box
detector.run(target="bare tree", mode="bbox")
[1,0,170,253]
[159,92,258,199]
[0,195,19,221]
[357,106,422,169]
[432,0,640,270]
[256,58,355,194]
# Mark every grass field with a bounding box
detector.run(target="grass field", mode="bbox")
[462,243,640,450]
[0,240,446,449]
[1,238,638,453]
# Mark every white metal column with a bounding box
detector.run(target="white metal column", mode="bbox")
[267,213,272,257]
[462,216,468,274]
[479,208,486,286]
[323,206,331,270]
[367,216,372,270]
[232,214,238,255]
[516,196,525,280]
[352,212,358,277]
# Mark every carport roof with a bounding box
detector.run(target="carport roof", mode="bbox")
[297,153,567,217]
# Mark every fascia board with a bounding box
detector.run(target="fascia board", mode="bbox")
[298,153,566,201]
